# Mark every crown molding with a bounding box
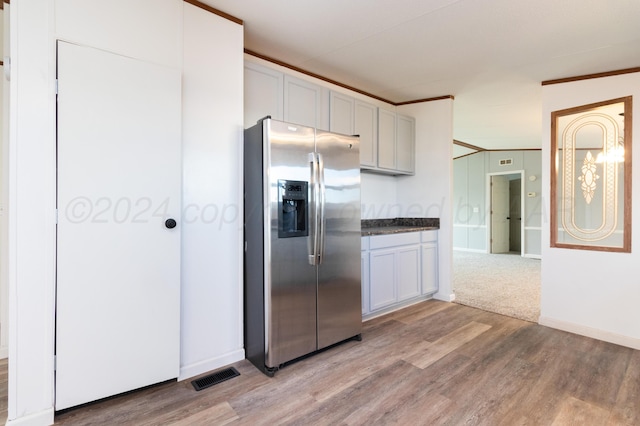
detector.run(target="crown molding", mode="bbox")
[244,49,453,106]
[183,0,243,25]
[541,67,640,86]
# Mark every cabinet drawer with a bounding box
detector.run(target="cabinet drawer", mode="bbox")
[421,230,438,243]
[370,232,420,249]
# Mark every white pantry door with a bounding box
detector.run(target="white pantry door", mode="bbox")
[55,42,181,410]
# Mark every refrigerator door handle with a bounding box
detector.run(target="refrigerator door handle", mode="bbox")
[308,152,320,265]
[317,153,326,265]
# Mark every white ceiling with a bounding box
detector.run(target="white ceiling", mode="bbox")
[202,0,640,153]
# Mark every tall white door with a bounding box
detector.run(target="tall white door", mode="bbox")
[491,175,510,253]
[509,179,522,252]
[55,42,181,410]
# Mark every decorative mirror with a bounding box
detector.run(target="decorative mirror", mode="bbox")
[551,96,632,252]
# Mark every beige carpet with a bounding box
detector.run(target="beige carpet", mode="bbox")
[453,251,541,322]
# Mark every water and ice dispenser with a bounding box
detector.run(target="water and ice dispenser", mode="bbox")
[277,179,308,238]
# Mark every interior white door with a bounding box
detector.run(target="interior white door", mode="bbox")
[55,42,181,410]
[491,175,510,253]
[509,178,522,252]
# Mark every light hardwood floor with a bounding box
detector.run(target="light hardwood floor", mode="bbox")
[3,300,639,425]
[0,358,6,424]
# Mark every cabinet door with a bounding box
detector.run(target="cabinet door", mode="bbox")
[397,245,421,301]
[421,242,439,294]
[244,62,283,128]
[396,113,415,174]
[355,100,377,168]
[369,249,396,311]
[377,107,396,170]
[330,91,354,135]
[361,251,370,315]
[284,75,326,129]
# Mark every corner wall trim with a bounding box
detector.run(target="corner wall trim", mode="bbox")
[538,316,640,350]
[6,408,54,426]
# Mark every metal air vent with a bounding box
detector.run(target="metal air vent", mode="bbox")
[191,367,240,391]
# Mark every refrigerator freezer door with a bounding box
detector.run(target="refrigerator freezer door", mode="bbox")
[315,131,362,349]
[266,120,318,367]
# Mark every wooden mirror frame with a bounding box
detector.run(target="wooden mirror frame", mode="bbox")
[550,96,632,252]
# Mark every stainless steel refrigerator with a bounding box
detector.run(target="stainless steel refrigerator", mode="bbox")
[244,117,362,376]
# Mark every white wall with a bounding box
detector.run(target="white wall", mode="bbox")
[360,172,398,219]
[452,150,543,257]
[540,72,640,349]
[397,100,455,302]
[8,1,57,423]
[180,2,244,380]
[8,1,244,424]
[0,6,7,360]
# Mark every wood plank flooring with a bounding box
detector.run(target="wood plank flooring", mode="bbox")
[0,358,6,424]
[2,300,638,425]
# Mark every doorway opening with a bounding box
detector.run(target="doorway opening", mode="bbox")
[488,171,524,255]
[452,169,540,322]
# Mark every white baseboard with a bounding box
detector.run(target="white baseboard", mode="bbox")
[539,316,640,350]
[6,407,54,426]
[178,348,245,382]
[523,254,542,259]
[453,248,487,253]
[434,292,455,302]
[0,345,8,359]
[363,295,432,321]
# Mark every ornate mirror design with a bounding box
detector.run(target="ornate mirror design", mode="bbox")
[551,96,632,252]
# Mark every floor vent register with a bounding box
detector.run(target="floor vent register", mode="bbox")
[191,367,240,391]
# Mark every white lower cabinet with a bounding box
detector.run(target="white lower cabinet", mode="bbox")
[421,231,439,294]
[396,245,421,301]
[362,230,438,318]
[370,248,398,310]
[361,237,370,315]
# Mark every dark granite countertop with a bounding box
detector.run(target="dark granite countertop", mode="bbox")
[361,218,439,236]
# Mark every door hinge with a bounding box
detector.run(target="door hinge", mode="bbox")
[54,355,57,371]
[55,209,58,224]
[55,79,58,95]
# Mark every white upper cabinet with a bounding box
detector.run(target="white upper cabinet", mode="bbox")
[330,98,415,175]
[245,61,414,174]
[244,62,284,128]
[329,92,355,135]
[354,100,378,168]
[330,92,378,168]
[284,75,328,130]
[396,113,416,174]
[376,108,415,175]
[377,107,397,171]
